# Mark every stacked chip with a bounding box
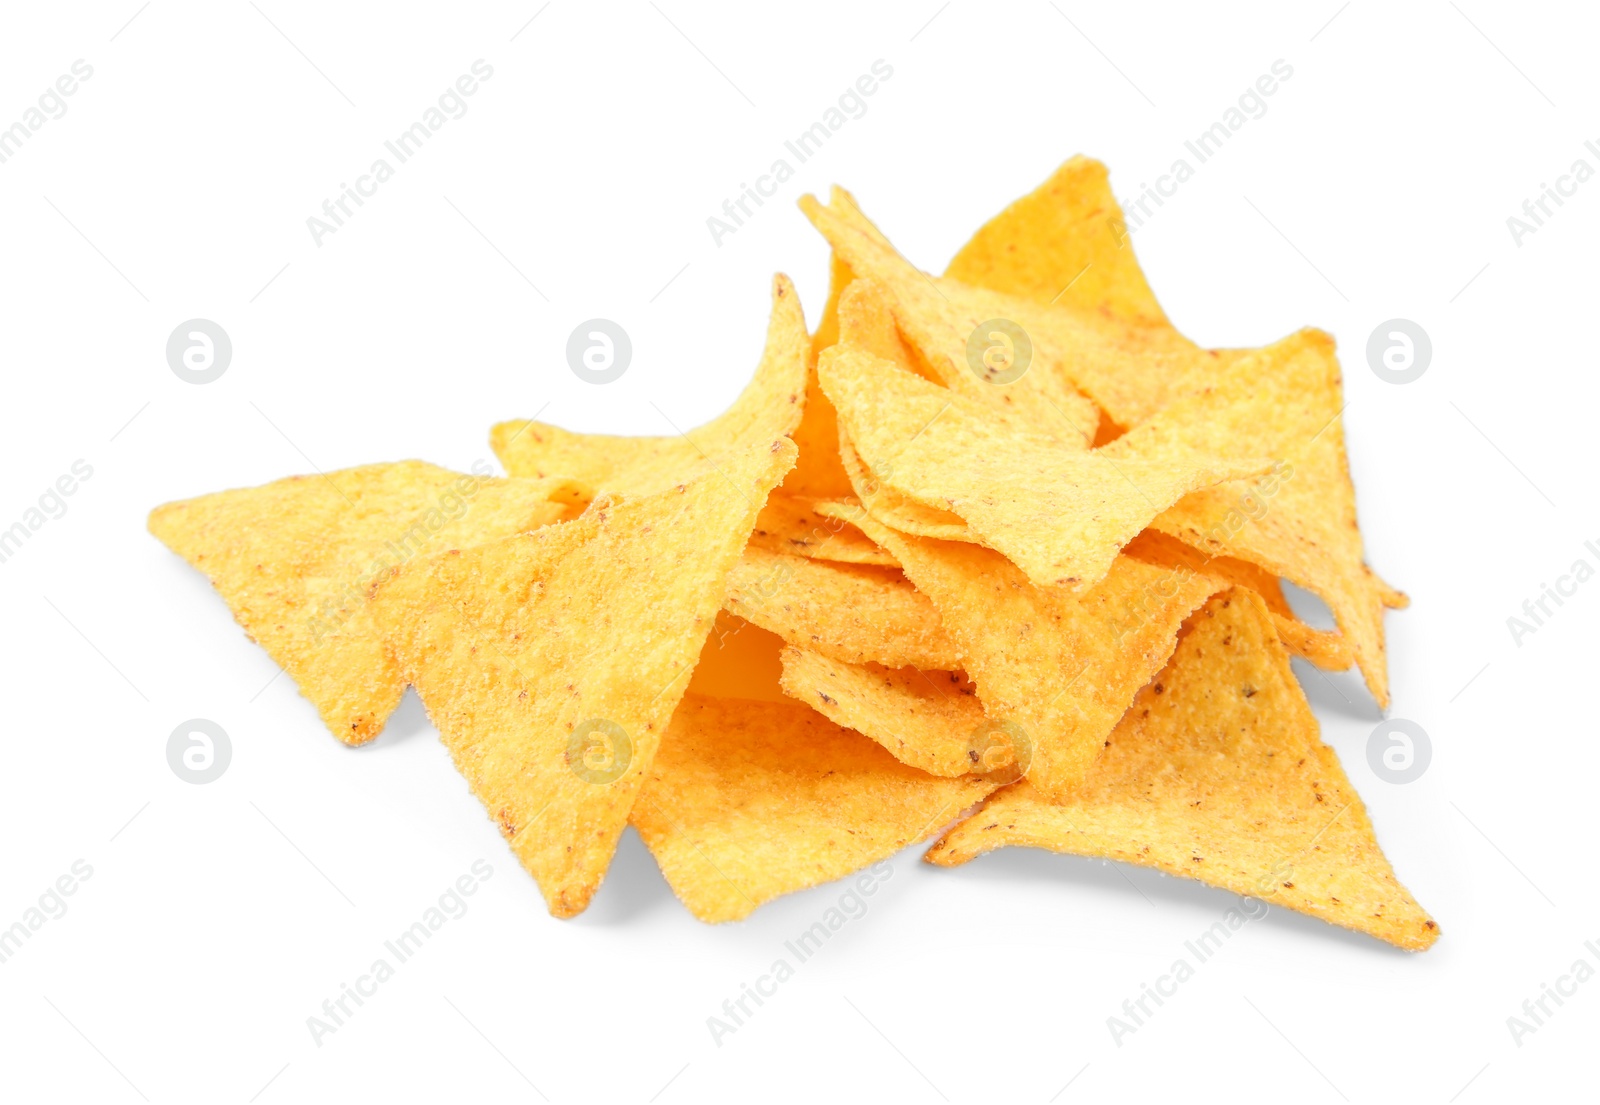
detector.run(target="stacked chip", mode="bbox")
[151,157,1435,949]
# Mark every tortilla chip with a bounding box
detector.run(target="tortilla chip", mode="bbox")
[1124,530,1353,671]
[631,694,997,922]
[148,461,582,744]
[801,189,1102,444]
[724,546,961,670]
[778,647,990,777]
[369,438,797,917]
[926,590,1437,951]
[1136,329,1397,704]
[491,275,807,496]
[821,345,1272,590]
[836,502,1223,797]
[749,492,898,567]
[943,156,1171,328]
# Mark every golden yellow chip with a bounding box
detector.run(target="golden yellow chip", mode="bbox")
[369,438,797,917]
[821,345,1272,590]
[724,546,960,670]
[801,188,1102,444]
[777,646,988,777]
[1136,329,1400,704]
[631,693,998,922]
[943,156,1171,328]
[837,502,1222,797]
[1124,530,1353,671]
[748,491,898,567]
[927,590,1437,951]
[491,276,807,496]
[148,461,582,745]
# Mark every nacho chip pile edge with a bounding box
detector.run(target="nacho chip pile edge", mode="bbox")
[150,157,1433,949]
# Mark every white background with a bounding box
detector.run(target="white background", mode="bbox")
[0,1,1594,1101]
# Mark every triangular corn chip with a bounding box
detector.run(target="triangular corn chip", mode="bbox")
[491,276,808,495]
[834,502,1222,797]
[631,694,998,922]
[748,492,898,567]
[943,156,1170,327]
[926,590,1438,951]
[801,188,1102,444]
[724,546,960,670]
[148,461,582,744]
[369,438,797,917]
[821,345,1273,590]
[778,647,987,777]
[1136,329,1400,704]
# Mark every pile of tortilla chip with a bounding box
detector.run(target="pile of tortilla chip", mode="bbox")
[150,157,1435,950]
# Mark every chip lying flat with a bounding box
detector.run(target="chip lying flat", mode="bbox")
[836,503,1223,797]
[1134,329,1401,704]
[724,546,961,671]
[148,461,582,744]
[777,646,985,777]
[926,590,1438,951]
[369,439,797,917]
[631,694,998,922]
[491,275,808,496]
[822,345,1273,591]
[801,188,1102,445]
[748,492,898,567]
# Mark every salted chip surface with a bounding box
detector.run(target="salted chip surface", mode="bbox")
[148,461,581,744]
[838,503,1221,797]
[491,276,807,496]
[748,492,898,567]
[1136,329,1399,704]
[778,647,986,777]
[631,694,997,922]
[926,591,1438,951]
[801,188,1101,444]
[369,439,797,918]
[943,156,1171,328]
[724,546,960,671]
[821,346,1271,590]
[1124,530,1353,671]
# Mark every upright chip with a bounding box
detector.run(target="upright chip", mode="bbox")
[631,694,998,922]
[148,461,582,744]
[369,438,797,917]
[927,590,1437,951]
[491,276,808,496]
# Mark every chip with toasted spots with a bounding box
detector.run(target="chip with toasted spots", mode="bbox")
[777,646,987,777]
[926,590,1437,951]
[1133,328,1400,704]
[748,492,898,567]
[368,439,796,918]
[491,276,807,496]
[834,501,1222,797]
[148,461,583,745]
[821,344,1272,590]
[631,694,997,922]
[724,545,960,671]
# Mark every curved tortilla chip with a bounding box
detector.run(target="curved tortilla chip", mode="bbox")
[724,546,960,671]
[370,439,797,918]
[778,647,987,777]
[1136,329,1397,704]
[148,461,582,744]
[837,503,1223,797]
[822,345,1271,591]
[491,275,807,496]
[926,590,1438,951]
[631,694,997,922]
